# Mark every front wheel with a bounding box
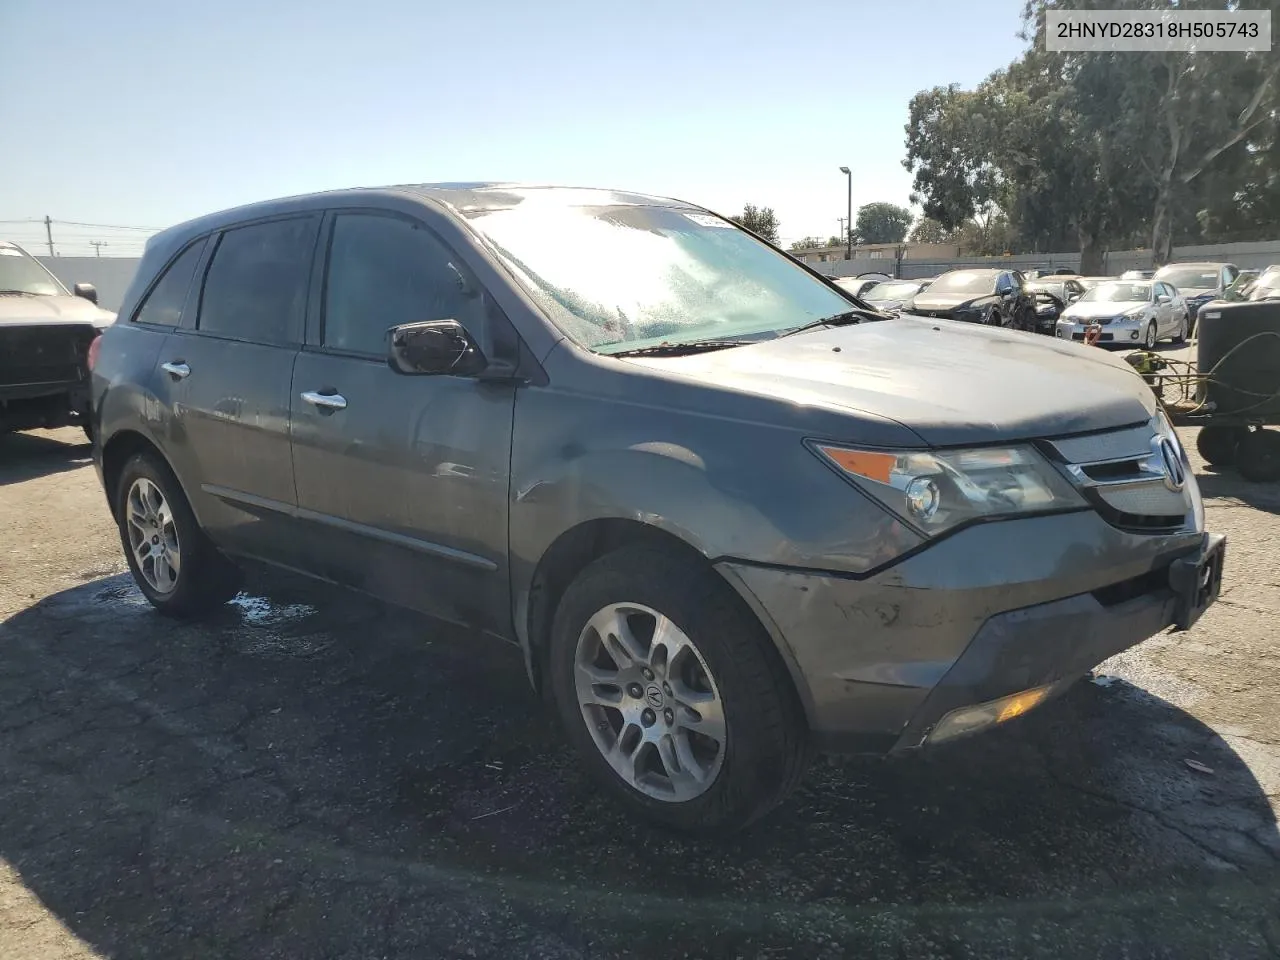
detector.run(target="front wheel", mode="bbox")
[549,545,809,833]
[1143,321,1158,350]
[115,452,242,617]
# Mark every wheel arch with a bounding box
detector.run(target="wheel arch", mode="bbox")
[524,518,707,694]
[100,429,175,520]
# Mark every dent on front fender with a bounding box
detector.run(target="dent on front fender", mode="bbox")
[508,393,921,584]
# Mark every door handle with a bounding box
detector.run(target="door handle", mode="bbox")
[301,390,347,410]
[160,361,191,380]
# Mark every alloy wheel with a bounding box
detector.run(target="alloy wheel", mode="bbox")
[1144,322,1157,349]
[125,477,182,594]
[574,602,726,802]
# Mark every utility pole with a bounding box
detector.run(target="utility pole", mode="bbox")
[90,240,108,258]
[44,216,55,257]
[839,166,852,260]
[837,217,846,249]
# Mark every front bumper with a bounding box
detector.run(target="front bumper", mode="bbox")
[1055,318,1144,345]
[718,511,1220,755]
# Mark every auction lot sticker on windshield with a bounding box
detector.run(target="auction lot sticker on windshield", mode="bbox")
[1046,10,1271,52]
[683,213,733,228]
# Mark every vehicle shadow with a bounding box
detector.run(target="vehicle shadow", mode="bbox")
[1,572,1276,960]
[1195,463,1280,515]
[0,429,92,486]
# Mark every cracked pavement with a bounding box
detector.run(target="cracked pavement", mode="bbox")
[1,421,1278,959]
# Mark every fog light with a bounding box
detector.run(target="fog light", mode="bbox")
[1130,329,1140,340]
[928,685,1052,744]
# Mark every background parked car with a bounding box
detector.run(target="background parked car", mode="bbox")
[1054,278,1188,348]
[1152,261,1240,336]
[1121,269,1156,280]
[1,240,116,438]
[1026,277,1087,333]
[1245,265,1280,300]
[858,278,932,314]
[832,272,892,298]
[906,268,1035,329]
[1076,276,1113,291]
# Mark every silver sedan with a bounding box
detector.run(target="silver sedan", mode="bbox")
[1054,279,1190,348]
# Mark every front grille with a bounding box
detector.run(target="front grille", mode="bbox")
[1042,417,1193,533]
[0,325,95,387]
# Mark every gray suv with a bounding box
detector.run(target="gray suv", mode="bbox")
[90,185,1225,832]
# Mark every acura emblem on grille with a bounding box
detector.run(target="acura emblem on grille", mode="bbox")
[1157,437,1186,492]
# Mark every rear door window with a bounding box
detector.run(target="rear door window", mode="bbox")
[132,239,207,327]
[197,217,318,345]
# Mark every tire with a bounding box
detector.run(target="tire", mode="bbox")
[1143,321,1157,350]
[987,311,1003,327]
[115,452,242,617]
[1173,312,1189,344]
[1236,429,1280,483]
[548,545,809,834]
[1196,425,1247,466]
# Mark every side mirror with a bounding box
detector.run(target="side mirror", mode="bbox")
[1157,294,1171,304]
[387,319,487,377]
[73,283,98,305]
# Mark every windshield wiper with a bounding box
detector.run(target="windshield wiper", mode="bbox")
[609,339,755,358]
[0,289,38,296]
[778,309,873,339]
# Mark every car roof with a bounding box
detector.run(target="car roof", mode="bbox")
[145,182,704,252]
[1156,261,1234,269]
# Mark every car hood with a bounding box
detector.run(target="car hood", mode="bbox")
[1178,288,1217,300]
[908,293,997,313]
[622,316,1156,447]
[0,294,115,327]
[1062,301,1145,320]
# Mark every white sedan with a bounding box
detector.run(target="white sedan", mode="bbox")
[1054,279,1190,348]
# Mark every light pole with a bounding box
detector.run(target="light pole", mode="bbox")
[839,166,852,260]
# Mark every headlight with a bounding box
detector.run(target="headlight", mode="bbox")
[810,443,1085,536]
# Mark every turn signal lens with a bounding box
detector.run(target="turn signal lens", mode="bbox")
[86,333,102,371]
[928,684,1054,744]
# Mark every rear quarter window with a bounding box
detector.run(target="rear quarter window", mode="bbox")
[132,239,207,327]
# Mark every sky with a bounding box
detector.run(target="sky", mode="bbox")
[0,0,1027,257]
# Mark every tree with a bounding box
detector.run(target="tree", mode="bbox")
[904,0,1280,270]
[788,236,826,252]
[1023,0,1280,265]
[729,204,780,244]
[907,218,955,244]
[854,202,913,244]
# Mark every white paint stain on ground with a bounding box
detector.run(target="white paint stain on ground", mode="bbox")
[230,594,317,626]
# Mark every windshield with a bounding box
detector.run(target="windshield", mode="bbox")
[927,271,998,296]
[0,245,65,296]
[462,191,855,353]
[1156,266,1219,289]
[1026,281,1066,298]
[863,281,920,301]
[1078,281,1152,303]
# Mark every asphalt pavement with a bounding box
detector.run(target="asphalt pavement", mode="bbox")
[1,406,1278,958]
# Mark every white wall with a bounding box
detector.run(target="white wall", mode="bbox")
[38,257,140,314]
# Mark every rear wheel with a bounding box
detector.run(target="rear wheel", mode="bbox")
[549,545,809,833]
[115,452,242,617]
[1196,425,1248,466]
[1173,312,1189,344]
[1236,429,1280,483]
